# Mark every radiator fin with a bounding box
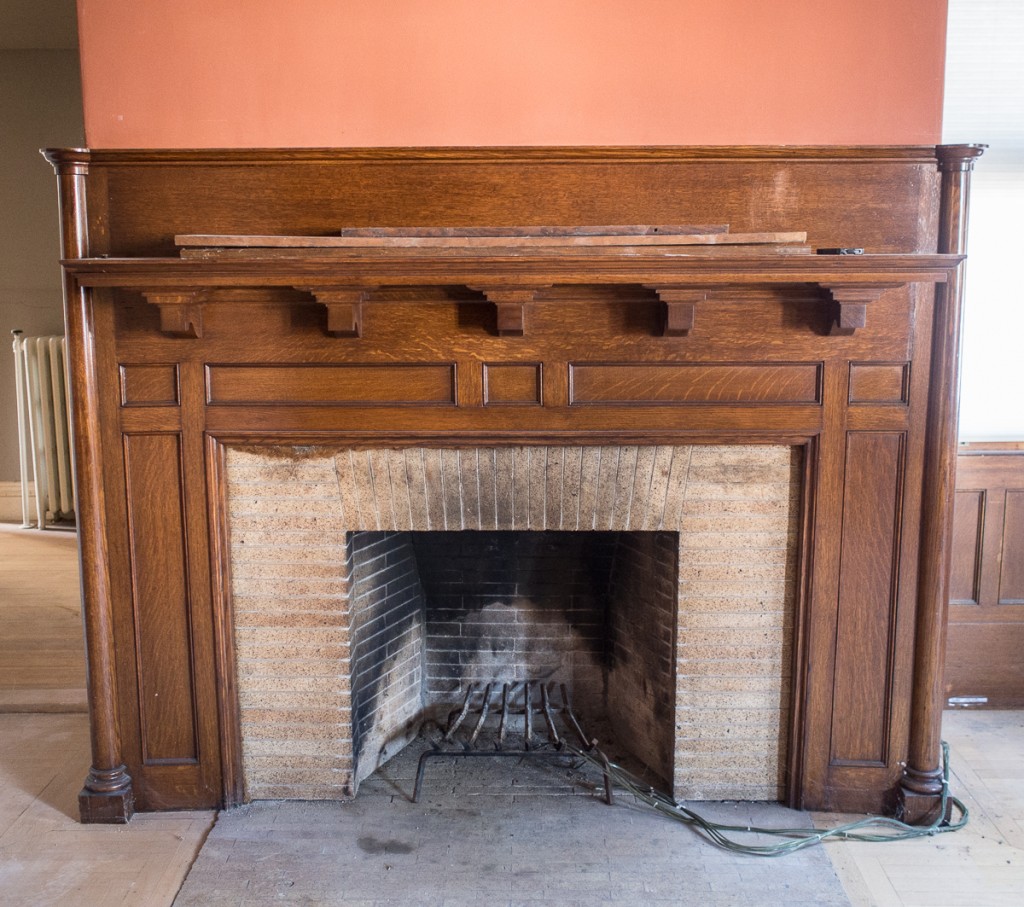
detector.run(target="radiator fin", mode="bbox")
[12,332,76,528]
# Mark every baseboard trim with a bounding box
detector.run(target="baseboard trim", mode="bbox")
[0,688,88,713]
[0,481,33,524]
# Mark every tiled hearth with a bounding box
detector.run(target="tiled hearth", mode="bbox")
[227,445,800,803]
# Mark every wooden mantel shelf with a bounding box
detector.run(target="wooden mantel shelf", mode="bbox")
[63,252,962,287]
[65,251,962,339]
[65,252,961,338]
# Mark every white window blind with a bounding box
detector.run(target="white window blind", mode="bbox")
[944,0,1024,168]
[944,0,1024,439]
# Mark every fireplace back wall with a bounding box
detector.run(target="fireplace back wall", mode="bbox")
[47,145,979,823]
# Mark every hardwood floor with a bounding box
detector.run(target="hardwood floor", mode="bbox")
[0,525,213,906]
[0,525,86,712]
[0,522,1021,905]
[0,713,213,906]
[821,710,1024,906]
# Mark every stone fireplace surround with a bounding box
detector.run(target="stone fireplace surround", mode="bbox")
[45,145,982,824]
[227,444,799,802]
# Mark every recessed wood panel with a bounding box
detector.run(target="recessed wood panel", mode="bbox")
[120,364,179,406]
[848,362,908,405]
[830,431,903,766]
[1001,491,1024,604]
[123,433,198,765]
[944,622,1024,709]
[483,363,542,405]
[206,364,456,406]
[946,449,1024,708]
[950,490,984,606]
[569,363,821,405]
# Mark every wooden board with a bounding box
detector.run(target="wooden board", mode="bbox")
[178,244,815,261]
[175,230,809,250]
[337,224,731,237]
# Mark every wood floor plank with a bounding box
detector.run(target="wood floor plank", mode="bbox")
[0,713,213,906]
[0,527,86,705]
[819,710,1024,906]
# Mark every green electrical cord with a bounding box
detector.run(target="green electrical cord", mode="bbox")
[564,740,968,857]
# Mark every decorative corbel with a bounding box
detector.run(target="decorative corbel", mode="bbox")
[822,284,899,336]
[645,287,708,336]
[143,290,207,338]
[297,286,373,337]
[469,286,549,336]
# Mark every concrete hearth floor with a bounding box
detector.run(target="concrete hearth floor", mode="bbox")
[175,741,850,906]
[2,522,1023,905]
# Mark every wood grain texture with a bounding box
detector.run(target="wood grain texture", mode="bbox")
[569,363,821,405]
[206,364,456,406]
[482,363,542,406]
[119,364,179,407]
[949,489,984,605]
[945,447,1024,707]
[44,154,134,823]
[42,145,979,822]
[1002,491,1024,604]
[174,230,809,249]
[64,254,960,288]
[46,146,943,259]
[902,145,985,823]
[829,432,904,766]
[123,434,198,765]
[848,363,909,405]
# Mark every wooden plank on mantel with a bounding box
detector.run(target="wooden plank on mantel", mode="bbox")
[338,225,732,237]
[180,244,814,261]
[175,230,809,250]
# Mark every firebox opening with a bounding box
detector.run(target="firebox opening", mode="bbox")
[229,443,800,805]
[348,529,678,793]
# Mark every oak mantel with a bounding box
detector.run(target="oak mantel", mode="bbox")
[45,145,982,824]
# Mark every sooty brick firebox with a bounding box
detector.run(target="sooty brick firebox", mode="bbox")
[226,444,799,803]
[46,144,981,824]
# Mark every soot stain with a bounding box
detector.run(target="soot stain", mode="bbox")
[357,835,417,855]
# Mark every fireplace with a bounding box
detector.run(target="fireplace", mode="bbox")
[226,444,799,802]
[46,144,982,824]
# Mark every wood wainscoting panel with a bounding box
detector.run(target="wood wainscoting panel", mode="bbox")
[206,364,457,406]
[950,489,985,606]
[848,362,909,405]
[1002,491,1024,603]
[569,363,821,406]
[946,445,1024,707]
[119,364,180,406]
[482,363,542,405]
[829,431,904,766]
[122,433,199,764]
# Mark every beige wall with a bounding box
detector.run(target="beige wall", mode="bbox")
[0,49,84,483]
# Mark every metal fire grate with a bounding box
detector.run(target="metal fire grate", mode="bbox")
[414,680,613,804]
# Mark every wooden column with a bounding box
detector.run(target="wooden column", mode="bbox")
[44,150,135,823]
[901,143,985,823]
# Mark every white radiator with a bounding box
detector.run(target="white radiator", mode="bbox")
[12,331,76,528]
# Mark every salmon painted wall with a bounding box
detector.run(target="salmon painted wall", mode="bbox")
[77,0,946,148]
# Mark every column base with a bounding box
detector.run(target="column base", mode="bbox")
[898,766,945,826]
[78,765,135,824]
